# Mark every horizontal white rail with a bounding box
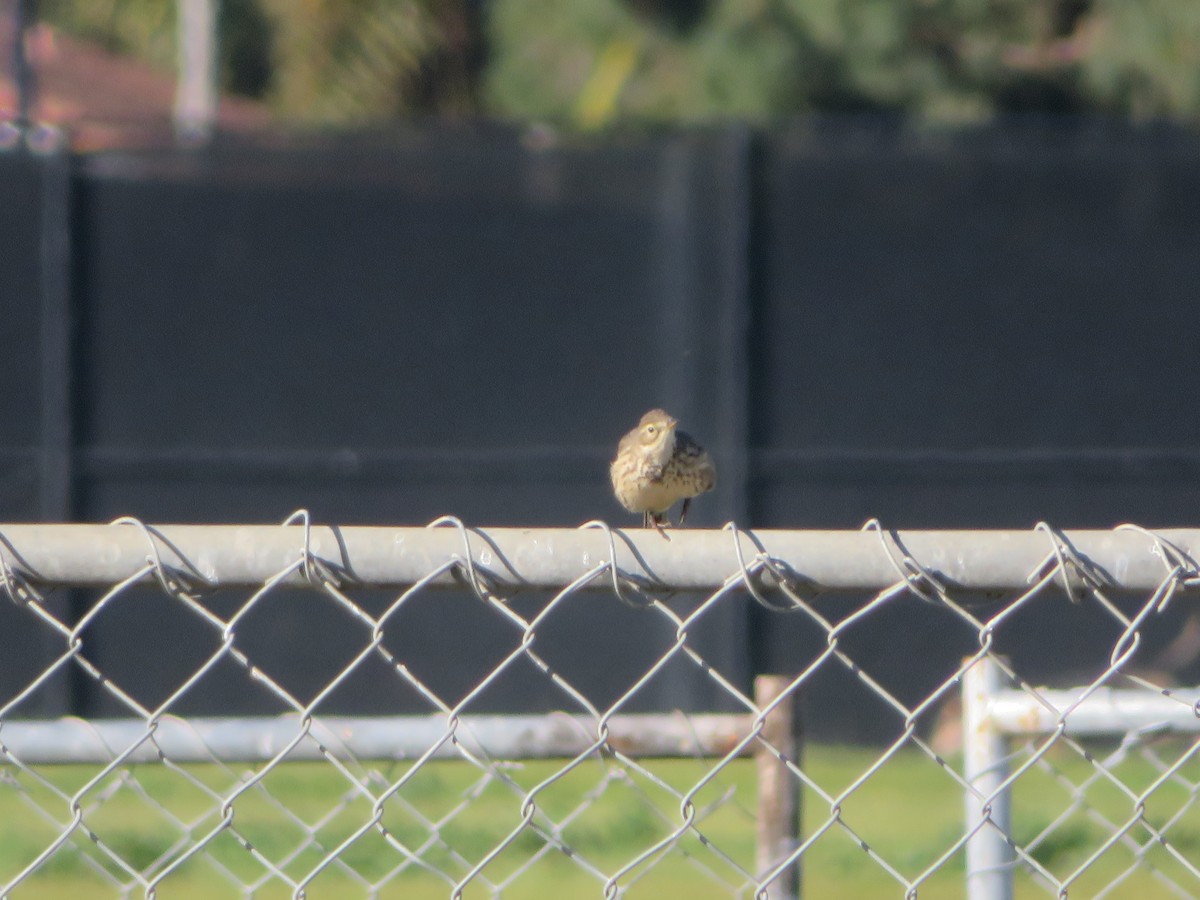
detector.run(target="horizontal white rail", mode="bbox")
[0,713,753,765]
[1,523,1197,593]
[986,686,1200,736]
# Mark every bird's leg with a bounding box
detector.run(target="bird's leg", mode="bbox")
[643,510,652,528]
[678,498,691,526]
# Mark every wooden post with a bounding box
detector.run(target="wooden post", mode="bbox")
[755,674,802,900]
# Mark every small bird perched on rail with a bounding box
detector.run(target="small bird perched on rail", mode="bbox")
[610,409,716,537]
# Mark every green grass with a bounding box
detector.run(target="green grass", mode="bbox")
[2,743,1198,898]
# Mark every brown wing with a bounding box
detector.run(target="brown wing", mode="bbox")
[674,430,710,462]
[675,430,716,491]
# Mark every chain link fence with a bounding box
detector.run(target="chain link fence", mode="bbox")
[1,515,1200,898]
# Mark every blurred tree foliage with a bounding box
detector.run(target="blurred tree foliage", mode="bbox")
[36,0,1200,125]
[40,0,179,72]
[488,0,1200,124]
[40,0,482,122]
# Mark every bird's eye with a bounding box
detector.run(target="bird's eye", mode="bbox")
[646,425,657,435]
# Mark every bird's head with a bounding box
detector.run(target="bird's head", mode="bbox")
[636,409,678,455]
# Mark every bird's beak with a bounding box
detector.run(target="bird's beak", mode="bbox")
[666,417,678,429]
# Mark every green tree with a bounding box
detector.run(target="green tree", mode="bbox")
[485,0,1200,125]
[1078,0,1200,119]
[257,0,439,121]
[41,0,179,72]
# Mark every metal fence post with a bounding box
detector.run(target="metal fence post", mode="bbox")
[36,124,77,718]
[963,655,1014,900]
[38,140,73,523]
[755,674,802,900]
[10,0,36,125]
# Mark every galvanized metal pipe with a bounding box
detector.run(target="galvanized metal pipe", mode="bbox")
[174,0,219,141]
[963,656,1015,900]
[0,524,1196,594]
[0,713,751,765]
[988,686,1200,736]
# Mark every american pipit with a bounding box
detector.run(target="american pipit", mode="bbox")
[610,409,716,536]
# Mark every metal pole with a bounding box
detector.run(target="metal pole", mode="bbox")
[34,113,75,718]
[963,655,1014,900]
[0,524,1197,594]
[713,123,754,528]
[0,712,753,765]
[755,675,802,900]
[174,0,218,142]
[989,684,1200,736]
[11,0,35,126]
[38,139,72,520]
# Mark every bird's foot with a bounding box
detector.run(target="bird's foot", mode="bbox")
[644,511,672,541]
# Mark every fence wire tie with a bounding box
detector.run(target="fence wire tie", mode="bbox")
[1116,523,1200,611]
[862,518,948,605]
[109,516,215,599]
[723,522,806,611]
[1033,522,1110,604]
[0,530,43,608]
[575,520,658,609]
[281,509,342,588]
[425,515,506,602]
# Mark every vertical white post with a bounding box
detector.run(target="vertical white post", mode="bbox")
[963,655,1014,900]
[175,0,219,142]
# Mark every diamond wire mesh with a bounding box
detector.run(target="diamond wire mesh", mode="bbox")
[0,515,1198,899]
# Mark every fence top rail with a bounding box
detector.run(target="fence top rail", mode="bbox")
[0,522,1197,595]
